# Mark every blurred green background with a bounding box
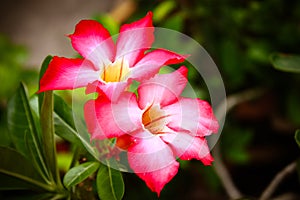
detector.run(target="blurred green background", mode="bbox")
[0,0,300,199]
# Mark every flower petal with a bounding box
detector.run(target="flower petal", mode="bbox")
[84,91,142,140]
[127,131,179,196]
[69,20,115,67]
[116,12,154,66]
[39,56,98,92]
[163,97,219,136]
[130,49,186,82]
[161,132,213,165]
[85,80,129,102]
[137,66,188,109]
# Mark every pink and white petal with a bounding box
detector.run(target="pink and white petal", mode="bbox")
[163,97,219,137]
[137,66,188,109]
[69,20,115,67]
[134,161,179,196]
[84,91,142,140]
[128,131,179,196]
[86,80,130,102]
[39,56,98,92]
[116,12,154,66]
[130,49,186,82]
[161,132,213,165]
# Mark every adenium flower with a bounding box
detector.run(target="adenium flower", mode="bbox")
[84,66,219,195]
[39,12,185,100]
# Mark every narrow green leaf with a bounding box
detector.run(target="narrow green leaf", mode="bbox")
[40,91,60,185]
[97,161,124,200]
[295,130,300,148]
[7,83,50,182]
[30,94,84,147]
[39,56,53,82]
[54,94,75,129]
[37,56,97,159]
[52,94,98,159]
[33,92,98,163]
[0,146,53,191]
[53,94,82,145]
[0,192,64,200]
[38,56,53,112]
[270,53,300,73]
[0,192,56,200]
[63,161,100,189]
[7,84,38,156]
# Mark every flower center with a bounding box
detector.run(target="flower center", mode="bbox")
[142,104,168,134]
[101,58,130,82]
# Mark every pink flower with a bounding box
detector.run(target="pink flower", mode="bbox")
[39,12,185,100]
[84,66,219,196]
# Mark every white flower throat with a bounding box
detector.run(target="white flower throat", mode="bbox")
[142,104,169,134]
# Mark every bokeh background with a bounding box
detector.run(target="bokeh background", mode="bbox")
[1,0,300,199]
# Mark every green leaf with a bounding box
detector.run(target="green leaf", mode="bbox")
[40,91,61,186]
[52,94,97,159]
[63,161,100,189]
[0,190,68,200]
[7,83,49,182]
[295,130,300,148]
[53,94,81,145]
[30,93,83,147]
[35,88,97,161]
[0,146,53,191]
[37,56,97,159]
[38,56,52,112]
[270,53,300,73]
[39,56,52,82]
[97,161,124,200]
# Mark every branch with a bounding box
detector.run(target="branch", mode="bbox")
[259,161,297,200]
[213,88,265,199]
[213,144,243,199]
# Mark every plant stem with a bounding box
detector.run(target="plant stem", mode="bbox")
[259,161,297,200]
[213,87,265,199]
[213,144,243,199]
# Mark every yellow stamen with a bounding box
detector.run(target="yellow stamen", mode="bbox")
[101,58,130,82]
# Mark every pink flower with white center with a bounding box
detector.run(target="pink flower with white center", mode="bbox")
[38,12,185,100]
[84,66,219,196]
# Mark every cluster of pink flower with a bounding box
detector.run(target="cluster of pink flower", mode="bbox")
[39,12,219,196]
